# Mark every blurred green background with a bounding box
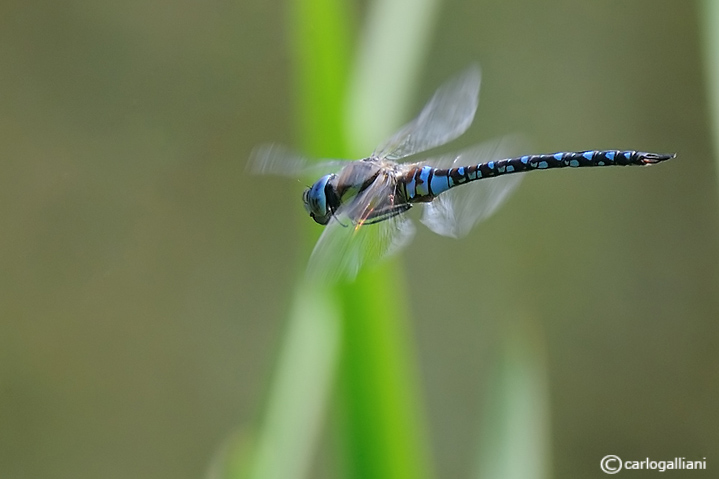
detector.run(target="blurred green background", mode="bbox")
[1,0,717,478]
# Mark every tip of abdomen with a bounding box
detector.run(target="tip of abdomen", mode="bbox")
[638,152,676,164]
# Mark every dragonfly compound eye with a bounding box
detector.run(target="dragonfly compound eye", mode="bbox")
[302,188,312,214]
[304,174,338,225]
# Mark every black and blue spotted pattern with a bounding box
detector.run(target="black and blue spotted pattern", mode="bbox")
[401,150,674,202]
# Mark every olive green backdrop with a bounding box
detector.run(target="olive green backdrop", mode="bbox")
[1,0,716,478]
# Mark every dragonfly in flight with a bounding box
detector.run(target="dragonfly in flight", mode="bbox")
[251,66,674,282]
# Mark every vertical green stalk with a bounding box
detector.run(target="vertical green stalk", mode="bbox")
[338,0,441,477]
[291,0,351,156]
[248,283,340,479]
[701,0,719,183]
[246,1,351,479]
[249,0,441,476]
[338,263,431,479]
[473,318,552,479]
[345,0,441,151]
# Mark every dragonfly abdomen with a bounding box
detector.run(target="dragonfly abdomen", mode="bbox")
[403,150,674,202]
[496,150,675,175]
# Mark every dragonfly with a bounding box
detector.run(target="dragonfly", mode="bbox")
[251,66,674,283]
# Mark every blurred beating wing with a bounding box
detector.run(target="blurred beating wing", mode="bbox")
[248,143,349,180]
[306,173,416,283]
[373,65,481,161]
[420,138,525,239]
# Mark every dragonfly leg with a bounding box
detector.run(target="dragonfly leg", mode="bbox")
[357,203,412,225]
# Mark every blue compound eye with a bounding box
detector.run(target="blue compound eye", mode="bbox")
[303,174,337,225]
[302,188,312,214]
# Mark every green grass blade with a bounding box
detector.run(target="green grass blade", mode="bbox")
[336,0,442,477]
[337,264,431,479]
[248,283,341,479]
[345,0,441,151]
[289,0,352,156]
[474,320,552,479]
[249,0,442,475]
[245,0,352,478]
[701,0,719,182]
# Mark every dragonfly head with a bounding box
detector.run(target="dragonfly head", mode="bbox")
[303,174,340,225]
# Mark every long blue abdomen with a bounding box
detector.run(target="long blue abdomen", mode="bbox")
[405,150,674,201]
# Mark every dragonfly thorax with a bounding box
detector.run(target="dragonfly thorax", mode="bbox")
[303,174,340,225]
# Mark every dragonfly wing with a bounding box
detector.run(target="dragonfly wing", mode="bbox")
[417,135,525,169]
[248,143,348,179]
[306,173,415,283]
[373,65,481,161]
[420,139,525,238]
